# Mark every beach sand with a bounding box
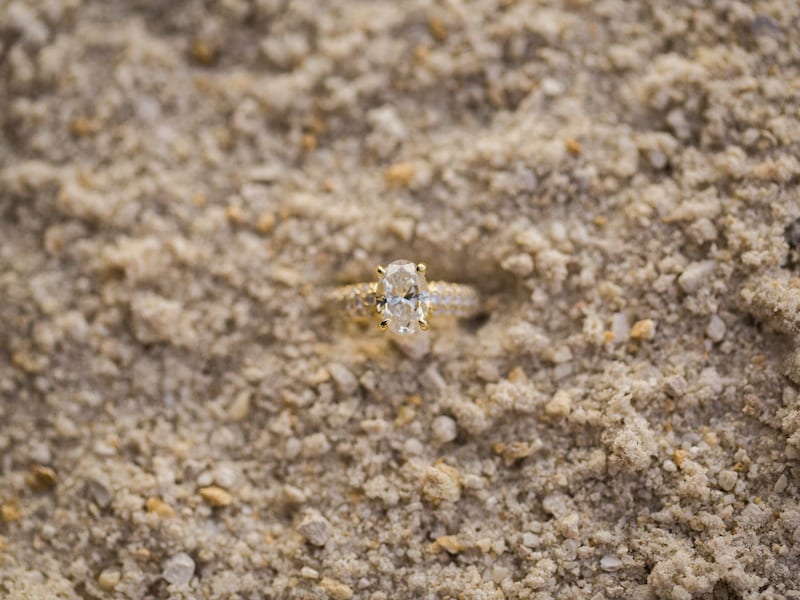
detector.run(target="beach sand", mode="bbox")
[1,1,799,598]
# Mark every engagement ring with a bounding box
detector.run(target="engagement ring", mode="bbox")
[328,259,480,335]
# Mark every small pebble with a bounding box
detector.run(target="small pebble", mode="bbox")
[545,390,572,417]
[422,462,461,504]
[565,138,582,156]
[462,473,484,490]
[297,511,330,546]
[436,535,464,554]
[54,415,79,438]
[706,315,726,342]
[196,471,214,487]
[319,577,354,600]
[327,363,358,395]
[98,568,121,590]
[26,465,56,491]
[611,312,630,342]
[629,319,656,340]
[491,565,510,584]
[145,497,175,518]
[678,260,717,294]
[163,552,195,586]
[600,555,623,571]
[213,464,237,488]
[593,530,613,544]
[556,513,581,538]
[360,419,389,435]
[189,38,218,66]
[30,443,53,465]
[0,502,22,523]
[501,253,534,277]
[497,441,538,464]
[542,493,567,516]
[256,211,276,233]
[94,441,116,457]
[718,470,738,492]
[227,390,251,421]
[300,566,319,579]
[666,108,690,139]
[648,149,668,169]
[248,158,283,182]
[303,432,331,457]
[87,478,112,508]
[431,415,457,443]
[522,532,540,547]
[387,217,415,241]
[394,405,416,427]
[383,162,415,187]
[403,438,423,455]
[541,77,564,96]
[199,485,233,507]
[283,484,307,504]
[475,538,492,553]
[664,375,688,398]
[544,345,573,364]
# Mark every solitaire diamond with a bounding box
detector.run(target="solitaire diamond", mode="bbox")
[376,260,431,335]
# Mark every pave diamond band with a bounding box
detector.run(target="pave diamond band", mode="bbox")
[330,281,480,319]
[328,260,480,335]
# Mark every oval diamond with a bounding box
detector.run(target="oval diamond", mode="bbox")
[376,260,430,335]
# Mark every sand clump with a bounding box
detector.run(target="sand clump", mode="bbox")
[1,0,800,598]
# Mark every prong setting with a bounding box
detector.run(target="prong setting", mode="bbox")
[376,265,386,276]
[379,319,390,331]
[418,318,430,331]
[416,263,427,274]
[374,259,432,335]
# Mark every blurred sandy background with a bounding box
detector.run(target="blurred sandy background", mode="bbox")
[1,1,799,598]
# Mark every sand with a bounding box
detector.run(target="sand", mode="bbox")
[1,0,799,598]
